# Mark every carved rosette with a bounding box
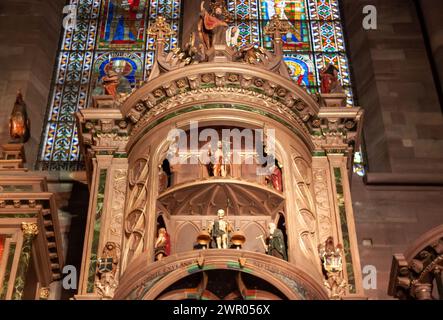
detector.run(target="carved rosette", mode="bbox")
[39,287,50,300]
[21,222,38,238]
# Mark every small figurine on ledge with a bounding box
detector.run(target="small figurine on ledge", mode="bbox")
[208,141,231,177]
[258,222,288,261]
[265,160,283,192]
[209,209,233,249]
[9,90,30,143]
[154,227,170,261]
[320,64,343,94]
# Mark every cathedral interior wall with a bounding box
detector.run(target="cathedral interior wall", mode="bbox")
[0,0,442,300]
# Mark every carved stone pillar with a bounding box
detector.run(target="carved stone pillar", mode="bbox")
[76,99,129,299]
[418,0,443,94]
[12,222,38,300]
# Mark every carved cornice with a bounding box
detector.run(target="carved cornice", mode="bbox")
[76,107,130,159]
[121,62,319,120]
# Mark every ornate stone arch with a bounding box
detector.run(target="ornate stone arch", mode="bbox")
[389,224,443,300]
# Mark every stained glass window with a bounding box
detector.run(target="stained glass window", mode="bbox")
[227,0,354,105]
[38,0,181,170]
[39,0,353,171]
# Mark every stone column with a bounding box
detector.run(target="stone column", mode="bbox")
[418,0,443,95]
[12,222,38,300]
[77,155,113,297]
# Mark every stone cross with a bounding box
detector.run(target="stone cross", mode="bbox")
[264,15,294,56]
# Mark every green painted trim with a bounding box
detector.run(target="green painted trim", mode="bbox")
[86,169,107,293]
[0,238,15,300]
[312,151,326,157]
[333,167,356,293]
[12,234,35,300]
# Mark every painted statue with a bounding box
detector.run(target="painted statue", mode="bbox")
[320,64,343,94]
[9,91,30,143]
[264,222,287,260]
[208,141,230,177]
[225,26,240,47]
[198,1,230,50]
[154,228,171,261]
[209,209,232,249]
[265,162,283,192]
[158,165,168,192]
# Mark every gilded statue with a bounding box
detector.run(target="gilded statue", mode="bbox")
[9,91,30,143]
[319,237,348,299]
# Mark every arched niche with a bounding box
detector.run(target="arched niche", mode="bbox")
[242,221,267,253]
[173,222,200,254]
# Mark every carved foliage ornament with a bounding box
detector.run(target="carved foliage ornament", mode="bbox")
[390,237,443,300]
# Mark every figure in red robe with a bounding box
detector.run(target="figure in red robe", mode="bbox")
[320,64,343,94]
[266,162,283,192]
[154,228,171,261]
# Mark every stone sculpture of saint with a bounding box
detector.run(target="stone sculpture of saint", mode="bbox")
[9,91,30,143]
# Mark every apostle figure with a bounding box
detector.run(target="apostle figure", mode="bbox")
[158,164,168,192]
[320,64,343,94]
[265,222,287,261]
[226,26,240,47]
[154,227,171,261]
[9,91,30,143]
[198,1,230,51]
[208,141,230,177]
[265,161,283,192]
[209,209,232,249]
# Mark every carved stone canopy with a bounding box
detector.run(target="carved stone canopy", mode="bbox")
[158,178,285,216]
